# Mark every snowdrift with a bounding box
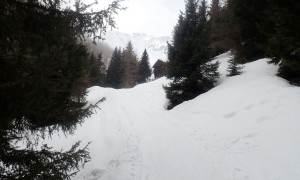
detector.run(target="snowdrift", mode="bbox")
[48,52,300,180]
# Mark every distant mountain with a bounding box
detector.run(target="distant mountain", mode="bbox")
[102,31,170,65]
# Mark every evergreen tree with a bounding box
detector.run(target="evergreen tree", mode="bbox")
[165,0,219,109]
[89,53,106,86]
[221,0,238,51]
[98,53,107,84]
[121,41,138,88]
[0,0,122,178]
[89,53,97,85]
[229,0,268,62]
[227,57,243,76]
[165,13,186,79]
[137,49,152,83]
[106,47,122,89]
[225,0,300,84]
[266,0,300,85]
[221,0,244,63]
[209,0,230,56]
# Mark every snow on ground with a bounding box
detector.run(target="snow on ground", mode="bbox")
[49,53,300,180]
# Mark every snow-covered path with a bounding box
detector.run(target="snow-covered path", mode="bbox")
[49,53,300,180]
[81,80,220,180]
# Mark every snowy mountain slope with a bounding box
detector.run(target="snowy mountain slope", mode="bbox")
[102,31,170,65]
[48,53,300,180]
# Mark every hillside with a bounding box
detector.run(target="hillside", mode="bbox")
[48,52,300,180]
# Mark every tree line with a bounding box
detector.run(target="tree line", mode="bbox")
[85,40,153,89]
[71,39,153,89]
[165,0,300,109]
[105,41,152,89]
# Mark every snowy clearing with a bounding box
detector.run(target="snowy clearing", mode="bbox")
[48,52,300,180]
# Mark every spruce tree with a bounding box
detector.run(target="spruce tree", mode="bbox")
[225,0,300,84]
[137,49,152,83]
[220,0,244,64]
[97,53,107,85]
[106,47,122,89]
[121,41,138,88]
[209,0,230,56]
[165,0,219,109]
[227,57,243,76]
[0,0,122,178]
[89,53,106,86]
[266,0,300,85]
[229,0,268,62]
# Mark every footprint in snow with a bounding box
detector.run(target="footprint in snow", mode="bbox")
[259,99,269,105]
[244,105,253,110]
[257,116,269,123]
[242,132,258,139]
[86,169,106,179]
[223,112,236,119]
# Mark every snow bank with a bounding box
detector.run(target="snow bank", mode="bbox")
[48,53,300,180]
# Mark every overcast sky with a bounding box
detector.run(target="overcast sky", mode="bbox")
[113,0,186,37]
[83,0,214,37]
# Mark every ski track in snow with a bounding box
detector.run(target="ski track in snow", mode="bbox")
[47,52,300,180]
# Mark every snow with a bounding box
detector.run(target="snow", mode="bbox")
[48,53,300,180]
